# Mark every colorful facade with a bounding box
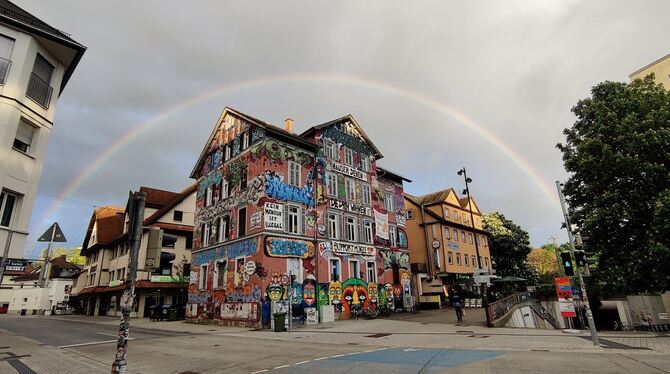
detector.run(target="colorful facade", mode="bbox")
[187,108,411,328]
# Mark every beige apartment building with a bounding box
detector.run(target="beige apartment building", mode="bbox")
[629,52,670,90]
[72,185,195,318]
[404,189,491,307]
[0,0,85,259]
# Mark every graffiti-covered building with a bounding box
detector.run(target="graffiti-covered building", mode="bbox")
[187,108,411,328]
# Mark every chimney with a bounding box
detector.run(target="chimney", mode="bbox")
[284,118,294,133]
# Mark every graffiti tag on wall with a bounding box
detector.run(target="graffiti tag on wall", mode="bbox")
[266,237,315,258]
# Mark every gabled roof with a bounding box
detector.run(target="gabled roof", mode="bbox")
[141,186,181,209]
[301,114,383,159]
[11,255,80,281]
[0,0,86,95]
[629,52,670,78]
[81,206,125,253]
[143,183,196,227]
[190,107,316,179]
[404,188,482,215]
[377,166,412,183]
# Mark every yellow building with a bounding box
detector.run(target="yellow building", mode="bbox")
[404,189,491,307]
[629,53,670,89]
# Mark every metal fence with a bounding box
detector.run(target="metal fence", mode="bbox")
[486,291,558,328]
[26,72,52,109]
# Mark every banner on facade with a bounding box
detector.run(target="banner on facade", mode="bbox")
[327,161,367,181]
[264,202,284,231]
[329,199,372,216]
[396,214,406,227]
[331,241,376,257]
[250,212,262,230]
[374,209,389,239]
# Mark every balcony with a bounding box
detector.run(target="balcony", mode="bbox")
[26,72,52,109]
[0,57,10,85]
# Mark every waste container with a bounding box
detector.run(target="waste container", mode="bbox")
[168,307,177,321]
[273,312,286,332]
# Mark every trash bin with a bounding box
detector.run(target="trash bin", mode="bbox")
[273,312,286,332]
[168,308,177,321]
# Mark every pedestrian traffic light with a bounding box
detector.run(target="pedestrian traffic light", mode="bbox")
[574,250,587,267]
[146,227,178,272]
[560,252,574,276]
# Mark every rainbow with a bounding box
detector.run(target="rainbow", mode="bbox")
[40,73,560,226]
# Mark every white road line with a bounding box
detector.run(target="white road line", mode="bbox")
[331,354,345,358]
[273,365,290,369]
[294,361,310,365]
[313,357,329,361]
[363,349,377,353]
[251,370,269,374]
[344,352,359,355]
[58,338,134,349]
[375,348,388,351]
[95,332,118,337]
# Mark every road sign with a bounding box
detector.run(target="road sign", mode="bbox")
[555,277,576,317]
[37,223,67,242]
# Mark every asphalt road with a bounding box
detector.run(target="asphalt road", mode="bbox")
[0,316,185,348]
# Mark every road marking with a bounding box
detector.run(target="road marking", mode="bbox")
[95,332,118,337]
[375,348,388,351]
[273,365,290,369]
[294,360,310,365]
[363,349,377,353]
[331,354,345,358]
[251,370,268,374]
[58,338,134,348]
[313,357,329,361]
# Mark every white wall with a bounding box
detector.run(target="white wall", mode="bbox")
[8,278,73,313]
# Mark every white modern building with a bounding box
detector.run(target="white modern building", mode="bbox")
[0,1,86,259]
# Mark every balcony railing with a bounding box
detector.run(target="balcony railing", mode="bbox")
[0,57,10,85]
[486,291,558,329]
[26,72,53,109]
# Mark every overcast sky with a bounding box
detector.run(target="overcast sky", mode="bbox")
[19,0,670,257]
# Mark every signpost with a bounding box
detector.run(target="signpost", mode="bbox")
[37,223,67,288]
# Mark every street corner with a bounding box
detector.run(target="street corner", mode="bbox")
[263,347,503,373]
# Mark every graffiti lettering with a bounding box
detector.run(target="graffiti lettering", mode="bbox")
[265,172,315,207]
[266,237,314,258]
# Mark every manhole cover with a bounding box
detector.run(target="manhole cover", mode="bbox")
[365,333,391,338]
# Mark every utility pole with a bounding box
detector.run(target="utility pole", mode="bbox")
[549,235,564,277]
[111,191,146,373]
[556,181,599,346]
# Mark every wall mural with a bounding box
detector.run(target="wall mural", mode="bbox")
[265,172,316,207]
[320,125,374,157]
[380,250,410,270]
[341,277,369,319]
[192,238,259,266]
[198,170,223,198]
[248,138,314,166]
[265,237,315,258]
[303,275,317,307]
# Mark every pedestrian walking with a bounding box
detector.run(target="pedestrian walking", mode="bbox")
[451,289,463,322]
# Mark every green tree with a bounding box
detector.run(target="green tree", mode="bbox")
[37,247,86,267]
[483,212,539,285]
[557,74,670,295]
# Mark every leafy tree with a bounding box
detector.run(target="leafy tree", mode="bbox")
[483,212,539,285]
[557,75,670,295]
[36,247,86,268]
[528,245,560,284]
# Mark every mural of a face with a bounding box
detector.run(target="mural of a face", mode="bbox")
[267,283,284,302]
[368,283,378,305]
[401,272,411,295]
[384,284,394,308]
[342,278,369,318]
[328,281,342,305]
[303,276,317,306]
[317,284,329,308]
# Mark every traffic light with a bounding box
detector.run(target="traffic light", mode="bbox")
[574,250,587,267]
[560,252,574,276]
[146,227,178,272]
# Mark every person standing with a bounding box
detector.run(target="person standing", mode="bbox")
[451,289,463,322]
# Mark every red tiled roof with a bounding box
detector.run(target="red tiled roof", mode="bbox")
[140,186,180,208]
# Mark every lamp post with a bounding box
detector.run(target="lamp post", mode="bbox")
[457,167,488,311]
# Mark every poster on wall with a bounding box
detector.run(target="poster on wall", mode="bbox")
[264,202,284,231]
[250,212,262,230]
[374,209,389,239]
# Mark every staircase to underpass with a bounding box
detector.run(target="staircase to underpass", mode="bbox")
[486,292,558,329]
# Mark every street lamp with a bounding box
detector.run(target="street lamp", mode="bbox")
[457,167,488,311]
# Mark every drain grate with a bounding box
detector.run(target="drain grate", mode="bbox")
[365,333,391,338]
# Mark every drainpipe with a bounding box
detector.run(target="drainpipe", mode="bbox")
[419,204,433,279]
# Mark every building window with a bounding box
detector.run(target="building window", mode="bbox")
[238,207,247,237]
[242,132,250,149]
[345,216,357,241]
[345,178,356,201]
[444,207,450,218]
[287,205,302,235]
[464,254,469,266]
[483,236,488,247]
[461,231,466,243]
[444,227,451,240]
[485,257,489,268]
[360,156,370,172]
[220,178,229,199]
[363,220,373,244]
[239,165,248,190]
[406,209,414,220]
[454,210,459,221]
[218,216,229,242]
[344,147,354,166]
[434,250,440,268]
[366,261,377,283]
[288,161,301,187]
[206,185,213,207]
[327,173,337,197]
[225,145,231,161]
[453,230,458,242]
[0,35,14,84]
[361,183,371,205]
[475,235,480,245]
[479,256,483,268]
[325,140,336,160]
[462,213,467,223]
[349,259,360,279]
[389,224,397,247]
[468,233,473,244]
[472,255,476,268]
[26,54,54,108]
[329,258,341,282]
[199,264,208,289]
[13,119,37,154]
[202,222,211,247]
[327,212,340,239]
[447,252,453,265]
[214,261,227,289]
[0,190,18,227]
[456,253,461,266]
[173,210,183,222]
[384,192,394,212]
[234,258,245,287]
